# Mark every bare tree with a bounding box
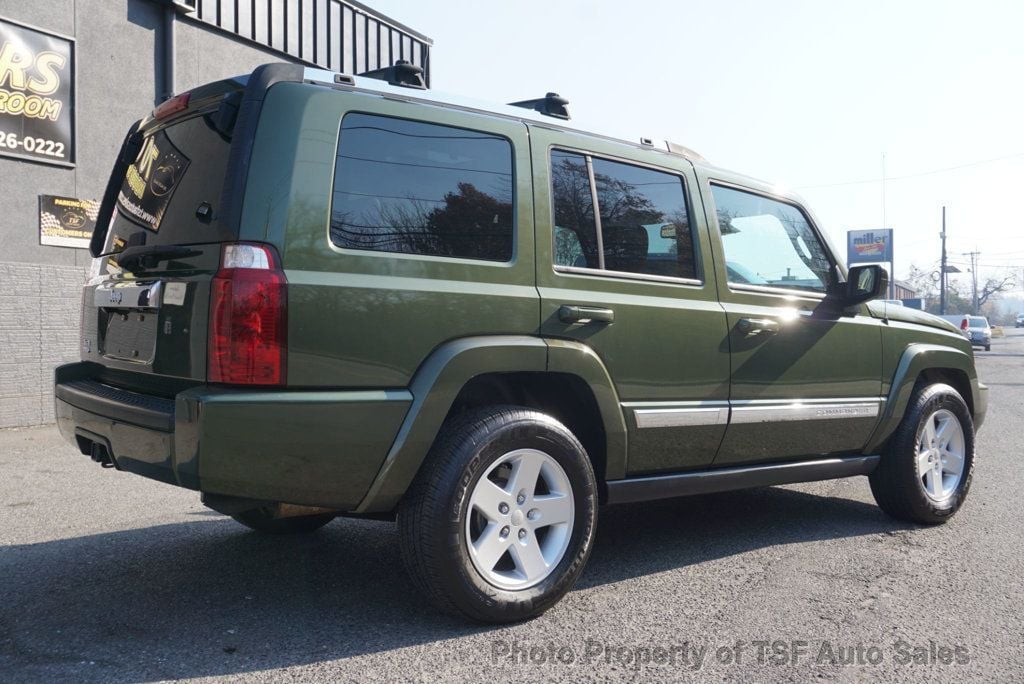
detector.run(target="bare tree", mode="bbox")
[978,272,1016,308]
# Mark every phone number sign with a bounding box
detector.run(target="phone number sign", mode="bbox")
[0,17,75,166]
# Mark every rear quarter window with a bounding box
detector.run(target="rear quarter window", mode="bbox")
[329,112,515,262]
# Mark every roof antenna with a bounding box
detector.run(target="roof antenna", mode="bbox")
[359,60,426,89]
[509,92,570,120]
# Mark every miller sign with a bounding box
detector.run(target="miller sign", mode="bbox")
[847,229,893,265]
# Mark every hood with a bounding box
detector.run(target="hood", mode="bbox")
[866,301,961,333]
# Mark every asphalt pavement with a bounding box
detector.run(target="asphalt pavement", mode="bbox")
[2,331,1023,683]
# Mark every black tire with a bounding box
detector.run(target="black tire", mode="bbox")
[869,383,975,524]
[397,406,598,623]
[231,506,335,534]
[985,345,991,352]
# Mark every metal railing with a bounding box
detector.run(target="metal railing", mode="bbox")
[179,0,431,84]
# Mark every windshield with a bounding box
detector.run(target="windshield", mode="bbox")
[968,317,988,327]
[100,111,236,256]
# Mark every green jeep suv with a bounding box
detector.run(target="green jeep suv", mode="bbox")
[55,62,987,623]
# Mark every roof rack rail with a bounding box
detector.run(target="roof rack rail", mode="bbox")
[359,60,426,89]
[509,92,570,120]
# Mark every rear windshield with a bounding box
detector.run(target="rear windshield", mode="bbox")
[101,111,235,255]
[969,317,987,327]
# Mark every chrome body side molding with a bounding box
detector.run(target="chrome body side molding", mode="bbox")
[626,401,730,428]
[729,398,882,424]
[626,397,883,429]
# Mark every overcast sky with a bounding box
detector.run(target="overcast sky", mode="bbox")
[373,0,1024,291]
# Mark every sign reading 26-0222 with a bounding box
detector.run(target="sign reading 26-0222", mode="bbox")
[0,17,75,166]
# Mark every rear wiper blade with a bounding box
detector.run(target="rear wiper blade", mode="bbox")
[114,245,201,270]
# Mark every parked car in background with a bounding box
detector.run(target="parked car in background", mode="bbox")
[964,316,992,351]
[1015,313,1024,328]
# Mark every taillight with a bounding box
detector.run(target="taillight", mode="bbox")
[208,243,287,385]
[961,319,968,330]
[154,92,190,120]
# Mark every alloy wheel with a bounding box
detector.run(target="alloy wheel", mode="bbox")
[465,449,575,590]
[915,408,966,501]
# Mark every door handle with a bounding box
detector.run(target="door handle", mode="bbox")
[737,317,780,336]
[559,305,614,324]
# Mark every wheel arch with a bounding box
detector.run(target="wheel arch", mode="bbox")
[354,336,627,513]
[865,343,981,453]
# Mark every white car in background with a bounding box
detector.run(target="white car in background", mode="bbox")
[963,316,992,352]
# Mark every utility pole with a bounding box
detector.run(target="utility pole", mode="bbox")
[964,249,981,314]
[940,206,947,315]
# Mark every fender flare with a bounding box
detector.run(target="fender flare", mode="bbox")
[354,335,627,513]
[545,338,629,480]
[864,343,980,453]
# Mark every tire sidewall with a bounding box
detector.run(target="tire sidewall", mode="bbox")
[442,414,597,620]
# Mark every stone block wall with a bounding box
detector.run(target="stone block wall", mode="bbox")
[0,262,85,428]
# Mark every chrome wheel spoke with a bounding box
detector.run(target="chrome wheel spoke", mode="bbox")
[916,449,932,476]
[926,465,943,498]
[942,448,964,472]
[470,479,510,521]
[933,414,952,444]
[921,416,937,446]
[510,534,548,579]
[530,494,573,528]
[508,456,543,500]
[472,523,509,572]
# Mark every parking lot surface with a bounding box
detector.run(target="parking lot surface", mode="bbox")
[2,332,1022,682]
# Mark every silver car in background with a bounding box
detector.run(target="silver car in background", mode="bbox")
[965,316,992,352]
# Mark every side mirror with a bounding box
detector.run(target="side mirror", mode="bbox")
[841,264,888,306]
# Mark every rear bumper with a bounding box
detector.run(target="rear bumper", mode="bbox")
[55,363,411,510]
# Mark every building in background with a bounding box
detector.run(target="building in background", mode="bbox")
[0,0,430,428]
[892,280,919,302]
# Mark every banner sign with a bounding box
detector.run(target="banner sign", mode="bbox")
[847,229,893,265]
[39,194,96,248]
[0,17,75,166]
[116,129,190,232]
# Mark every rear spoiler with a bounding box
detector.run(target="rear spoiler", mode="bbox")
[90,63,306,258]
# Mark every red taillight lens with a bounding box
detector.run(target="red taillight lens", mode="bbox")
[208,244,287,385]
[961,319,969,330]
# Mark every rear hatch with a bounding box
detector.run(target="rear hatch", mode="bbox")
[81,78,248,392]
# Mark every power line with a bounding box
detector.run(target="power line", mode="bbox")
[795,152,1024,190]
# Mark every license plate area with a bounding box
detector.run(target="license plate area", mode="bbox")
[101,310,159,363]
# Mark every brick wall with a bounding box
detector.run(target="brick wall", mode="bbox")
[0,261,85,428]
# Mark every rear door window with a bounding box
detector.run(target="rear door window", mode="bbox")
[592,158,696,279]
[330,113,515,262]
[551,150,698,281]
[551,150,599,268]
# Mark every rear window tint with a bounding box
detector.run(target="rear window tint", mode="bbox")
[592,157,696,280]
[330,113,514,262]
[104,112,235,253]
